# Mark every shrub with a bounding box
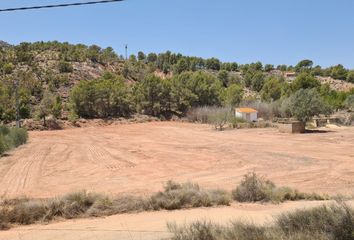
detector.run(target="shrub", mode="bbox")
[169,204,354,240]
[187,106,235,130]
[7,200,47,225]
[167,221,221,240]
[8,127,28,148]
[87,195,150,216]
[0,135,7,155]
[232,172,326,203]
[187,106,216,123]
[58,61,73,73]
[150,181,231,210]
[207,107,234,131]
[0,181,231,229]
[70,75,132,118]
[240,100,282,120]
[282,88,332,122]
[232,172,275,202]
[168,221,270,240]
[0,207,11,230]
[0,126,28,155]
[277,204,354,240]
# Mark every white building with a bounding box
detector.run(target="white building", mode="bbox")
[235,108,258,122]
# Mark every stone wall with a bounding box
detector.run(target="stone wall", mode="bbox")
[277,121,306,134]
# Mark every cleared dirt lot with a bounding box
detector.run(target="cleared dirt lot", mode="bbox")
[0,122,354,198]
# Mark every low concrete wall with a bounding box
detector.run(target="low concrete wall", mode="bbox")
[278,121,306,134]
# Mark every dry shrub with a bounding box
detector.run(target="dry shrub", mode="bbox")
[188,106,274,130]
[241,100,282,120]
[4,200,47,225]
[0,182,231,230]
[61,191,99,218]
[167,221,222,240]
[277,203,354,239]
[0,207,11,230]
[168,203,354,240]
[88,195,150,216]
[150,181,231,210]
[233,172,326,203]
[187,106,217,123]
[168,221,269,240]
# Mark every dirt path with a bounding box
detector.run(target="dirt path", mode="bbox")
[0,122,354,198]
[0,201,335,240]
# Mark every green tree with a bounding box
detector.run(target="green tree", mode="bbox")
[218,70,229,87]
[222,84,244,107]
[101,47,117,63]
[187,71,223,106]
[283,88,331,122]
[70,75,132,118]
[170,73,198,115]
[251,72,265,92]
[330,64,348,80]
[36,91,55,126]
[295,59,313,71]
[129,55,137,63]
[138,51,146,61]
[346,71,354,83]
[264,64,274,72]
[174,59,189,74]
[319,84,347,110]
[51,96,62,119]
[86,45,101,63]
[277,65,288,72]
[205,58,221,71]
[147,53,158,63]
[133,75,171,116]
[261,77,283,102]
[291,73,321,92]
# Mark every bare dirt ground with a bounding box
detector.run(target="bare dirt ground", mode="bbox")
[1,201,345,240]
[0,122,354,199]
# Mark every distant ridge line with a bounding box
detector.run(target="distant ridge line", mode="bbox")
[0,0,124,12]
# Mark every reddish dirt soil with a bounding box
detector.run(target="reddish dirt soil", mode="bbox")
[0,122,354,199]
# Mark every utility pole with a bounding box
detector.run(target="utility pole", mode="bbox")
[125,44,128,61]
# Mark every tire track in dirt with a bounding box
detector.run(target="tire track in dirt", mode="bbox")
[86,145,136,171]
[0,145,52,197]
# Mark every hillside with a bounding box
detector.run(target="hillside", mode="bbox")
[0,42,128,100]
[0,41,354,125]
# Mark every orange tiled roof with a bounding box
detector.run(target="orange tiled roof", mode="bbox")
[236,108,258,113]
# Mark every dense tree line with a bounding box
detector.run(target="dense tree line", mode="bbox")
[70,70,354,120]
[70,71,232,118]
